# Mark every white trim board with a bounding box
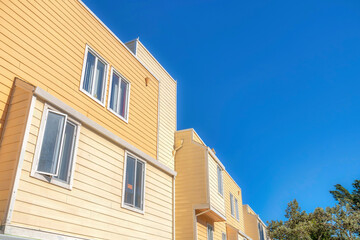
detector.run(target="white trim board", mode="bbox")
[77,0,160,83]
[33,86,177,177]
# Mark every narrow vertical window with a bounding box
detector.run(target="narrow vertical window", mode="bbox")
[217,165,223,196]
[235,198,239,220]
[207,224,214,240]
[222,232,226,240]
[80,46,108,105]
[33,105,80,188]
[108,68,130,121]
[37,111,66,175]
[230,193,234,216]
[123,153,145,212]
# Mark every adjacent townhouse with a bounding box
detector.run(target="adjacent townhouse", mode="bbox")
[174,129,253,240]
[243,205,269,240]
[0,0,176,239]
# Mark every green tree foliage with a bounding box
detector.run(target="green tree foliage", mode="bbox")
[267,179,360,240]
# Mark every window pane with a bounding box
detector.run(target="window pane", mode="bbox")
[134,161,144,209]
[119,79,128,118]
[93,60,105,101]
[38,112,65,175]
[235,198,239,220]
[230,193,234,216]
[82,52,96,93]
[207,225,213,240]
[124,156,136,205]
[110,73,120,113]
[217,166,222,195]
[56,122,76,182]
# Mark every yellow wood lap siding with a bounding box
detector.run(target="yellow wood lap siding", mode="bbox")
[175,130,207,240]
[9,98,173,239]
[0,0,158,159]
[224,171,245,232]
[208,154,226,217]
[0,85,32,224]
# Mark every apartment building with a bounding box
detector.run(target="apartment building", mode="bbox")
[174,129,253,240]
[0,1,176,239]
[243,205,269,240]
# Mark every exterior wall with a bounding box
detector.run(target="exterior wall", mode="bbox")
[8,97,173,239]
[130,40,177,170]
[175,130,207,240]
[226,225,239,240]
[214,221,227,240]
[193,132,205,146]
[208,153,226,217]
[243,205,260,240]
[1,0,159,159]
[224,172,245,232]
[0,85,33,225]
[197,214,226,240]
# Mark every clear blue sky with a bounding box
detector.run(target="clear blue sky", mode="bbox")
[83,0,360,222]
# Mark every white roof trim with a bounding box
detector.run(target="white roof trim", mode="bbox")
[77,0,160,83]
[126,38,177,83]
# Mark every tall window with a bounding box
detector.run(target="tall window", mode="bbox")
[123,153,145,212]
[222,232,226,240]
[108,68,130,121]
[80,45,108,105]
[217,165,223,196]
[32,105,79,188]
[230,193,234,216]
[207,224,214,240]
[235,198,239,220]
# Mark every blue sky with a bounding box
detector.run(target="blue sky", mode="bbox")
[83,0,360,222]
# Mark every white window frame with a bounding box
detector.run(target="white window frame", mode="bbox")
[222,232,227,240]
[217,165,223,197]
[207,224,214,240]
[79,44,109,107]
[107,67,131,123]
[121,151,146,214]
[31,103,81,190]
[230,193,234,217]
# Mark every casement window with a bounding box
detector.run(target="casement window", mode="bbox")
[222,232,227,240]
[32,104,80,189]
[80,45,109,105]
[217,165,223,196]
[235,198,240,220]
[122,152,145,213]
[207,224,214,240]
[108,68,130,122]
[230,193,234,216]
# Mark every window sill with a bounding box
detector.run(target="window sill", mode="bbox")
[31,172,72,190]
[121,203,145,215]
[80,88,106,107]
[107,107,129,124]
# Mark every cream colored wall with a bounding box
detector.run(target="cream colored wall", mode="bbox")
[208,153,226,217]
[0,0,158,159]
[9,98,173,239]
[0,85,32,225]
[193,132,205,146]
[134,41,177,170]
[224,172,245,232]
[175,130,207,240]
